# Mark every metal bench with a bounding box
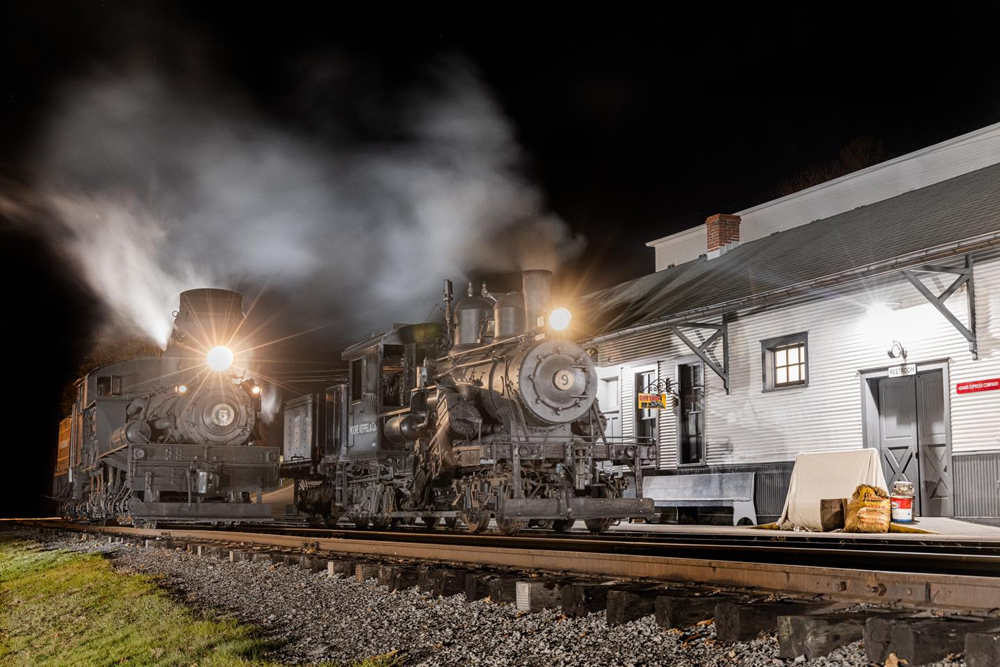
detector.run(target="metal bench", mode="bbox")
[642,472,757,526]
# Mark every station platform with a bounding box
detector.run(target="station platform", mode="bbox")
[605,516,1000,542]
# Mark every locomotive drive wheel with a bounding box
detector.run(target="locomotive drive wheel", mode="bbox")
[495,485,528,536]
[584,482,619,535]
[459,509,491,534]
[584,517,613,535]
[552,519,576,533]
[421,516,440,530]
[443,516,459,530]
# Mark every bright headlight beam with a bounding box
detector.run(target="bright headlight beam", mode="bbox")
[206,346,235,371]
[549,307,572,331]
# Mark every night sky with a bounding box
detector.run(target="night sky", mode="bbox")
[4,3,1000,516]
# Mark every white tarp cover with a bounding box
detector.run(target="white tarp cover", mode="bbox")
[776,449,887,531]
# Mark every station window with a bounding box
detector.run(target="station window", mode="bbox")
[600,376,619,412]
[761,333,809,392]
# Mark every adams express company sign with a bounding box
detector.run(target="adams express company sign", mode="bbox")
[957,378,1000,395]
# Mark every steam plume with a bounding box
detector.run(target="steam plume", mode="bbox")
[4,60,583,349]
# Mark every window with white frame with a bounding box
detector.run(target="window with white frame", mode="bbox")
[761,332,808,391]
[599,376,619,412]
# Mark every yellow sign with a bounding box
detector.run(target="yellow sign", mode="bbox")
[637,393,669,410]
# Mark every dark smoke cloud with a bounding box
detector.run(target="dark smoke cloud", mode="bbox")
[6,57,584,350]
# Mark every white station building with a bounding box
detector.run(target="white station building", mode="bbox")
[585,122,1000,524]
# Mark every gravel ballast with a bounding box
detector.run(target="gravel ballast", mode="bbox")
[8,531,968,666]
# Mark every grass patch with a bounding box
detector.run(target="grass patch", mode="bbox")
[0,536,401,667]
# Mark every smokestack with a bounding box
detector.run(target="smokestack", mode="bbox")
[706,213,741,258]
[170,288,245,352]
[522,270,552,331]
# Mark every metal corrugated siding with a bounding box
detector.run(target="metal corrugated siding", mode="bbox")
[954,453,1000,518]
[595,256,1000,467]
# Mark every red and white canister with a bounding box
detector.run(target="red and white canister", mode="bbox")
[890,481,915,523]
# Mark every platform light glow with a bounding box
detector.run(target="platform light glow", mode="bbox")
[549,307,572,331]
[206,346,235,371]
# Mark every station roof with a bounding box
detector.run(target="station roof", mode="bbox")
[584,161,1000,339]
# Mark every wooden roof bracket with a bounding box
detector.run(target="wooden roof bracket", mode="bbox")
[901,254,978,359]
[668,314,731,394]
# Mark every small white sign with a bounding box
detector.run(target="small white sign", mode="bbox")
[889,365,916,377]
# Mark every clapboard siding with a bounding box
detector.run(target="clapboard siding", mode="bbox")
[954,452,1000,518]
[596,256,1000,467]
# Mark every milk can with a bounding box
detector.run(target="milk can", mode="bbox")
[890,481,915,523]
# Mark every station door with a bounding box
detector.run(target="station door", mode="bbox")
[875,370,952,517]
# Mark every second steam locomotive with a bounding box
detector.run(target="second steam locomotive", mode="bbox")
[282,270,655,534]
[53,289,280,527]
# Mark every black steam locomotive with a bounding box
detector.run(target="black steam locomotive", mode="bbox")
[282,270,655,534]
[53,289,280,527]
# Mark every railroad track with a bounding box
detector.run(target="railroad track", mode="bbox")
[9,520,1000,664]
[10,518,1000,609]
[218,522,1000,574]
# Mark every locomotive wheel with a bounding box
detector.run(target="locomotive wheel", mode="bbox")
[584,480,619,535]
[495,484,527,536]
[371,516,391,530]
[443,517,459,530]
[552,519,576,533]
[459,509,491,534]
[421,516,440,530]
[496,515,526,536]
[584,518,613,535]
[353,516,370,530]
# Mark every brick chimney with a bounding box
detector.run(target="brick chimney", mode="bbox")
[706,213,741,258]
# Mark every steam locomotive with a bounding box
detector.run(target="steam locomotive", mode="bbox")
[53,289,280,527]
[282,270,655,534]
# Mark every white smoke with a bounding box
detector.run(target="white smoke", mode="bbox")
[5,60,584,348]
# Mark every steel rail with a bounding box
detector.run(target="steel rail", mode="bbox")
[11,520,1000,611]
[222,523,1000,557]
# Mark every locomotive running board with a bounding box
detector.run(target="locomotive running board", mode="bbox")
[501,497,655,520]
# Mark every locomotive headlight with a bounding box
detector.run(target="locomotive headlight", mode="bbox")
[176,384,188,395]
[251,385,261,395]
[549,307,572,331]
[206,346,235,371]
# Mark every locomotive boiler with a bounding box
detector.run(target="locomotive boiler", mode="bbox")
[53,289,280,527]
[282,270,655,534]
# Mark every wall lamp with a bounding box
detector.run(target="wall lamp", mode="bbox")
[887,340,908,361]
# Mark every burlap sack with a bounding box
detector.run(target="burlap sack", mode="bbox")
[843,484,891,533]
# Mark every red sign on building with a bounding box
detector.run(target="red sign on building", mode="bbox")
[957,378,1000,395]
